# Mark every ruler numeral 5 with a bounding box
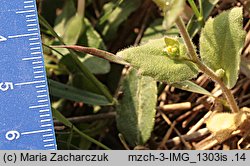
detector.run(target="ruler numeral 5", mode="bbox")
[0,82,14,91]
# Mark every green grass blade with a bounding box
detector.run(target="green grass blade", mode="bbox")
[52,108,111,150]
[171,80,211,95]
[187,0,219,38]
[48,79,112,105]
[39,14,114,103]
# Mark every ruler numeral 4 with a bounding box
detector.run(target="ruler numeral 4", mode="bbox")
[0,82,14,91]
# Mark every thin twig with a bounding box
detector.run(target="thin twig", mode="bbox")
[158,102,192,113]
[159,110,192,149]
[187,110,212,134]
[54,112,116,126]
[158,121,176,149]
[166,128,210,148]
[134,5,152,45]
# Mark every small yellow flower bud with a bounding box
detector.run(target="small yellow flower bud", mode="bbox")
[163,45,179,57]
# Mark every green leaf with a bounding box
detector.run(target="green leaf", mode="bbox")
[171,80,211,95]
[164,0,185,29]
[97,0,141,41]
[51,1,111,74]
[80,18,106,50]
[98,0,124,25]
[71,73,100,94]
[59,54,114,103]
[54,0,76,36]
[187,0,219,38]
[152,0,167,11]
[200,7,246,88]
[63,14,83,45]
[79,18,111,74]
[153,0,185,29]
[116,69,157,146]
[53,2,83,56]
[52,108,111,150]
[117,37,198,84]
[39,11,114,102]
[81,55,110,74]
[141,19,178,42]
[39,14,64,43]
[48,79,112,106]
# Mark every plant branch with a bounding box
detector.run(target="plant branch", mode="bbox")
[175,17,240,113]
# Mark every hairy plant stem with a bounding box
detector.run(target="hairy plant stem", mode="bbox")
[175,17,240,113]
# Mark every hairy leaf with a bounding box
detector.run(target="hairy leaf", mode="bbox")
[116,69,157,146]
[117,37,198,84]
[200,7,246,88]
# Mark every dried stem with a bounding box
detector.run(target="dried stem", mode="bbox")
[175,17,240,113]
[77,0,85,17]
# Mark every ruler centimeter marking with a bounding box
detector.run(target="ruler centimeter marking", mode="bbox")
[0,0,56,150]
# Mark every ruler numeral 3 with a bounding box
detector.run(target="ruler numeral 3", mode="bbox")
[0,82,14,91]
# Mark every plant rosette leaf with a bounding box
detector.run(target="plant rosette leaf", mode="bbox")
[117,37,199,84]
[200,7,246,88]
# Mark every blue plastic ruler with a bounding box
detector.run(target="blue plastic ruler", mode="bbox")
[0,0,57,150]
